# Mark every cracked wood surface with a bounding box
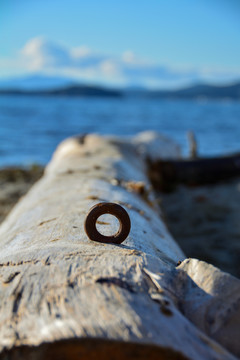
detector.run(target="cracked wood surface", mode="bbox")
[0,132,239,360]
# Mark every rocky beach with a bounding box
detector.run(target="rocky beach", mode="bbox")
[0,166,44,224]
[159,179,240,278]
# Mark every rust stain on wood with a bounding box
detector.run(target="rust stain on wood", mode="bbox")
[38,218,57,226]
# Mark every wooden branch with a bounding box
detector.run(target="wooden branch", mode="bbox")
[0,132,239,359]
[187,131,198,159]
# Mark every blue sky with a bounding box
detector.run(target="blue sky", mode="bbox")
[1,0,240,88]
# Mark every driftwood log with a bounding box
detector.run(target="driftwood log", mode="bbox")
[0,132,239,360]
[150,153,240,191]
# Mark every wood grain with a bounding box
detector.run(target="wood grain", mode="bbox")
[0,132,238,359]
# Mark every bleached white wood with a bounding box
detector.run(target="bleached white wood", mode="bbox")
[0,132,238,359]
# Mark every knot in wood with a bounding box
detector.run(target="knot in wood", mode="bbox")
[84,202,131,244]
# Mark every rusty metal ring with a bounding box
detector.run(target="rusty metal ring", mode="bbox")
[84,202,131,244]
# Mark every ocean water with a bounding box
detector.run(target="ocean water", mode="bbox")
[0,95,240,166]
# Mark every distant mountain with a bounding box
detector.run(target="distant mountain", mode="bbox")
[150,82,240,100]
[0,74,240,100]
[0,74,76,90]
[0,84,122,98]
[45,85,122,97]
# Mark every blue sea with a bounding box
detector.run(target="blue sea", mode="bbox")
[0,95,240,166]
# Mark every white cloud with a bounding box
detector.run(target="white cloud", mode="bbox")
[122,51,143,65]
[1,37,240,87]
[21,37,71,70]
[71,46,91,58]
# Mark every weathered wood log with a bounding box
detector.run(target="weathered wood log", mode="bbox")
[149,153,240,191]
[0,132,239,359]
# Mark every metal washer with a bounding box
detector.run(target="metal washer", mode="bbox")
[84,202,131,244]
